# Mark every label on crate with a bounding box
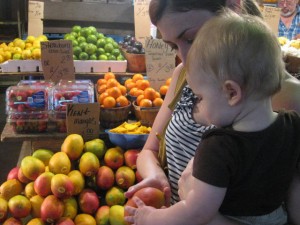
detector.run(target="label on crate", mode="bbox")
[41,40,75,83]
[144,38,176,91]
[66,103,99,141]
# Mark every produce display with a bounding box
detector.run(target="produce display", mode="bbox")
[0,35,47,63]
[64,25,125,61]
[278,37,300,73]
[119,35,145,55]
[0,133,164,225]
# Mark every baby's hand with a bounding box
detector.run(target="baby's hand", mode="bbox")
[178,157,194,200]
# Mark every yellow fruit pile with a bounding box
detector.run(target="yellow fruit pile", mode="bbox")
[0,133,143,225]
[0,35,48,63]
[96,72,129,108]
[109,121,151,134]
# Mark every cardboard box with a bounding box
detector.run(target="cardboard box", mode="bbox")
[74,60,127,73]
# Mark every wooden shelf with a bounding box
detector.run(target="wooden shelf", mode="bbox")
[0,72,140,77]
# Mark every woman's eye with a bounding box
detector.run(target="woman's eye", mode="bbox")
[186,39,194,44]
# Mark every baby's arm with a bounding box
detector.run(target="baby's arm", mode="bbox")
[286,172,300,224]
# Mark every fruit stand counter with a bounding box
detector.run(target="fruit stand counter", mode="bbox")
[0,72,138,78]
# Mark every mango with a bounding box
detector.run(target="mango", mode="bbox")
[41,195,64,224]
[0,179,23,201]
[124,149,139,169]
[109,205,126,225]
[56,217,75,225]
[115,166,135,190]
[17,168,31,184]
[6,167,19,180]
[78,188,99,215]
[84,138,107,159]
[63,197,78,219]
[74,213,96,225]
[68,170,85,195]
[95,205,110,225]
[105,186,125,206]
[79,152,100,177]
[96,166,115,190]
[24,181,37,199]
[26,218,46,225]
[48,152,71,175]
[2,217,22,225]
[104,147,124,170]
[8,195,31,218]
[30,195,44,218]
[0,197,8,222]
[20,156,45,181]
[51,174,74,199]
[34,171,54,197]
[32,149,54,166]
[61,134,84,160]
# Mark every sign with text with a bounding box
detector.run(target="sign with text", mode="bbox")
[41,40,75,83]
[66,103,100,141]
[262,6,281,34]
[28,1,44,36]
[145,38,176,91]
[134,0,151,46]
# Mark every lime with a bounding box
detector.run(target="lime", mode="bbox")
[73,46,82,57]
[89,54,97,60]
[112,41,119,49]
[96,33,105,39]
[108,55,116,60]
[85,43,97,55]
[117,54,125,61]
[64,34,76,41]
[71,39,79,47]
[105,37,114,44]
[111,48,121,57]
[12,53,22,60]
[96,47,105,56]
[97,38,106,48]
[70,32,78,38]
[104,43,114,53]
[79,42,88,51]
[73,55,77,60]
[79,52,89,60]
[98,54,108,60]
[72,25,81,33]
[77,36,86,44]
[81,27,92,38]
[86,35,97,45]
[88,26,98,35]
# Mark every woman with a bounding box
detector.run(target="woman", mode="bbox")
[125,0,300,206]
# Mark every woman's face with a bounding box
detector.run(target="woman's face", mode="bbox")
[156,10,215,65]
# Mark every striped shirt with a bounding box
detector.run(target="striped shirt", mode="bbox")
[278,6,300,40]
[165,85,215,204]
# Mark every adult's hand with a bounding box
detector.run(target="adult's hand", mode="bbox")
[124,176,171,207]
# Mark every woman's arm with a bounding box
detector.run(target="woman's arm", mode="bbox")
[286,172,300,224]
[125,64,185,205]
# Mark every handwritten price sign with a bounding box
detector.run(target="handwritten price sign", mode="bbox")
[134,0,151,46]
[28,1,43,19]
[262,6,281,34]
[41,40,75,83]
[145,38,176,91]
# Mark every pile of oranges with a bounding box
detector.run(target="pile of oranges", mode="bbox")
[124,74,167,108]
[96,72,129,108]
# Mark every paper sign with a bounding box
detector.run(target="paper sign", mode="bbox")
[41,40,75,83]
[262,6,281,34]
[66,103,100,141]
[134,0,151,46]
[144,38,176,91]
[28,1,44,36]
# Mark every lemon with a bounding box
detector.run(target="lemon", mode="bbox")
[0,54,4,63]
[32,48,41,59]
[26,35,36,44]
[21,49,32,60]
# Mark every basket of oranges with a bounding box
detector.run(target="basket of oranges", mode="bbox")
[96,72,131,128]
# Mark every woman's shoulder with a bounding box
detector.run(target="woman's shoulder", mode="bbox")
[272,72,300,114]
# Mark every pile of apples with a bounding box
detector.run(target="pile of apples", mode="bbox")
[0,133,166,225]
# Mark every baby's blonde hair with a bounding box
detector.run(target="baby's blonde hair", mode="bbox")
[187,9,285,100]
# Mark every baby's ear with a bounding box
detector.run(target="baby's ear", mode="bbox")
[223,80,242,106]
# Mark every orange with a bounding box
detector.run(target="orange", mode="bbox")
[102,96,116,108]
[144,87,157,101]
[107,87,122,99]
[154,91,161,99]
[132,73,144,82]
[136,79,150,90]
[129,87,138,96]
[98,92,109,105]
[132,89,144,97]
[139,99,152,108]
[125,81,136,91]
[97,78,107,86]
[116,96,129,107]
[159,85,169,96]
[106,78,119,89]
[118,85,127,95]
[166,77,172,86]
[136,94,145,106]
[104,72,116,80]
[153,98,164,107]
[97,84,107,94]
[124,78,133,86]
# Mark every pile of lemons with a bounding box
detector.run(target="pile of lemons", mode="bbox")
[0,35,48,64]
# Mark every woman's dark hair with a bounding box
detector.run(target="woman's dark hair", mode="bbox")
[149,0,262,25]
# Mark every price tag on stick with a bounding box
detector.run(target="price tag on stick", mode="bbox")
[145,38,176,91]
[66,103,100,141]
[41,40,75,83]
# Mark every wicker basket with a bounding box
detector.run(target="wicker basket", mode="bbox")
[133,102,159,127]
[124,52,146,73]
[284,54,300,73]
[100,102,131,129]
